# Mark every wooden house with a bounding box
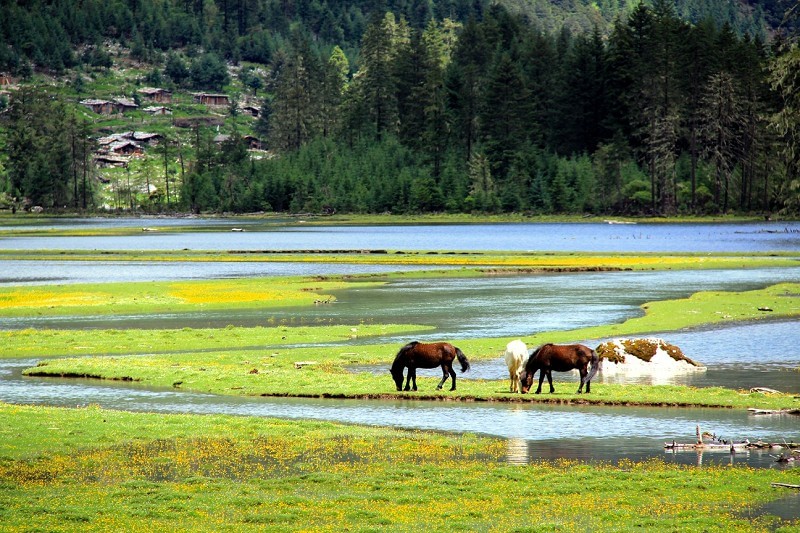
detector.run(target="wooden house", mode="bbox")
[131,131,163,145]
[242,105,260,117]
[81,99,114,114]
[108,140,142,156]
[94,154,129,168]
[138,87,172,103]
[194,93,229,106]
[113,98,139,113]
[244,135,262,150]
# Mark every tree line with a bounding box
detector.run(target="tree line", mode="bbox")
[184,1,800,215]
[2,1,799,215]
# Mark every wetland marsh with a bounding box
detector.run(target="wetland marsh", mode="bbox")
[1,216,799,531]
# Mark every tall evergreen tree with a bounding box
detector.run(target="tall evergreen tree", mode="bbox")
[769,42,800,214]
[358,12,409,141]
[268,30,321,152]
[446,16,488,162]
[479,51,529,180]
[700,71,745,213]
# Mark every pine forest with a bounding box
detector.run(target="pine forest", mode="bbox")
[1,0,799,216]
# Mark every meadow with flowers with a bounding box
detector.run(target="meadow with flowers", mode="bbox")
[1,402,798,531]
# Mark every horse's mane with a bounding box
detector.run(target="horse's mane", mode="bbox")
[398,341,418,355]
[391,341,418,372]
[530,344,547,359]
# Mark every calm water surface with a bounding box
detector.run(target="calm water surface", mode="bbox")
[0,259,452,285]
[2,219,799,252]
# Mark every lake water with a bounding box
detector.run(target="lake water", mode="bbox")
[2,219,799,252]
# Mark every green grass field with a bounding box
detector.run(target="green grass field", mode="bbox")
[1,403,799,532]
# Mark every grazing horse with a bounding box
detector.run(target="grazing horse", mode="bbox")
[504,339,527,393]
[390,341,470,391]
[520,343,599,394]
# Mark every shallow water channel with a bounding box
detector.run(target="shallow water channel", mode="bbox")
[1,355,797,469]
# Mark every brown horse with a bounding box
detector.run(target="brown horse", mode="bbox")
[520,343,599,394]
[390,341,470,391]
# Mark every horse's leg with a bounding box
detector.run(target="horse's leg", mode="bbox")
[448,365,457,391]
[546,370,555,393]
[437,364,448,390]
[411,367,418,391]
[403,367,413,391]
[577,365,588,394]
[535,370,545,394]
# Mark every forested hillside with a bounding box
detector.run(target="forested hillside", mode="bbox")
[1,0,799,216]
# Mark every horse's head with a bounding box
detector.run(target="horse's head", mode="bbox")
[390,367,403,391]
[519,370,532,394]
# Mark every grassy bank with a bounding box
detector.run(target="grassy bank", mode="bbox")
[1,212,795,230]
[22,340,799,410]
[1,248,798,271]
[0,403,797,532]
[0,276,379,318]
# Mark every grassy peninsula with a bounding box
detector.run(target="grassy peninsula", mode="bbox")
[11,281,800,410]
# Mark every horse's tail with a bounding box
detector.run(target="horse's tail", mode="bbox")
[456,347,470,373]
[586,348,600,382]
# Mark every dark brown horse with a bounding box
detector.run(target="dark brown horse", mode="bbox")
[390,341,470,391]
[520,343,599,394]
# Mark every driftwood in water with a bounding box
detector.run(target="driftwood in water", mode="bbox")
[664,424,749,452]
[749,387,783,394]
[665,425,799,453]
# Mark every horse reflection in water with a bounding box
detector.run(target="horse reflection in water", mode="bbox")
[390,341,470,391]
[520,343,600,394]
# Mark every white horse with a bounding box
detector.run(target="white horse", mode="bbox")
[504,339,528,393]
